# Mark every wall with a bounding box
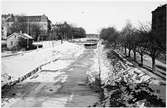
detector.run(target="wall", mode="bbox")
[7,35,19,50]
[152,4,166,49]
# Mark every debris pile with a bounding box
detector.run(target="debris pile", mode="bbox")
[94,49,166,107]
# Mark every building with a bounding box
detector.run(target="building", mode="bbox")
[1,14,14,40]
[7,32,33,50]
[2,14,51,41]
[152,4,166,50]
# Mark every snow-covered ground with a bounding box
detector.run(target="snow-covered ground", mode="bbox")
[2,41,99,107]
[121,48,166,79]
[86,40,107,84]
[97,42,166,106]
[1,41,84,87]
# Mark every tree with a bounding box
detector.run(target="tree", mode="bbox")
[56,22,73,41]
[137,23,161,72]
[131,29,139,61]
[9,16,28,34]
[147,31,161,72]
[136,23,151,66]
[100,28,109,40]
[29,24,41,41]
[120,22,134,57]
[49,25,58,41]
[107,27,119,49]
[100,27,119,49]
[55,22,86,42]
[72,27,86,38]
[9,16,42,41]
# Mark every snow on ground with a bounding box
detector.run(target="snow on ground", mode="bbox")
[86,41,110,84]
[1,41,84,86]
[99,45,113,83]
[87,48,99,83]
[42,60,73,71]
[121,48,166,78]
[99,43,166,103]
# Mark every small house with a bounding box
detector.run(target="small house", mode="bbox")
[7,32,33,50]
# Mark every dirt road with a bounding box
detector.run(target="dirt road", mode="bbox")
[2,47,99,107]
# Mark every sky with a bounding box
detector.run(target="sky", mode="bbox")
[1,0,166,34]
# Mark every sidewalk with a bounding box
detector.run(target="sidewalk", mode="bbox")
[99,46,166,104]
[115,48,166,81]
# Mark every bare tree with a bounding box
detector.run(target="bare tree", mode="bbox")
[147,31,162,72]
[29,24,41,41]
[137,22,162,72]
[136,23,151,66]
[120,22,134,57]
[131,29,139,61]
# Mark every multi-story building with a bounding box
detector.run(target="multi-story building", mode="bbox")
[1,14,14,39]
[1,14,51,40]
[152,4,166,50]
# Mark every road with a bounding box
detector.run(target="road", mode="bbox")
[2,44,99,107]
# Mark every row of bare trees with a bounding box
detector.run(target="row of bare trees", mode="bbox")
[50,22,86,42]
[100,21,165,72]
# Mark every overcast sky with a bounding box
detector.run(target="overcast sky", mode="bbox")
[1,0,166,34]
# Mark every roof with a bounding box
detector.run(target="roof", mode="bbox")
[6,15,48,22]
[23,33,33,39]
[152,4,166,13]
[7,33,33,39]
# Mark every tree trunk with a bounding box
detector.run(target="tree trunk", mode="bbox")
[140,53,143,67]
[152,56,156,72]
[133,48,136,61]
[128,49,131,57]
[114,41,116,49]
[121,45,124,51]
[124,46,127,56]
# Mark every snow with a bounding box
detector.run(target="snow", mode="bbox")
[1,41,84,86]
[25,71,64,83]
[99,44,166,104]
[23,33,33,39]
[42,97,68,107]
[1,98,20,107]
[42,60,73,71]
[99,45,112,83]
[86,42,110,84]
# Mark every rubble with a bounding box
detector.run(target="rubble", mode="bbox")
[93,46,166,107]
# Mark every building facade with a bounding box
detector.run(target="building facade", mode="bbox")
[1,14,51,40]
[7,32,33,50]
[152,4,166,50]
[1,14,14,39]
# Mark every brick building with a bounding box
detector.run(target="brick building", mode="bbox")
[152,4,166,50]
